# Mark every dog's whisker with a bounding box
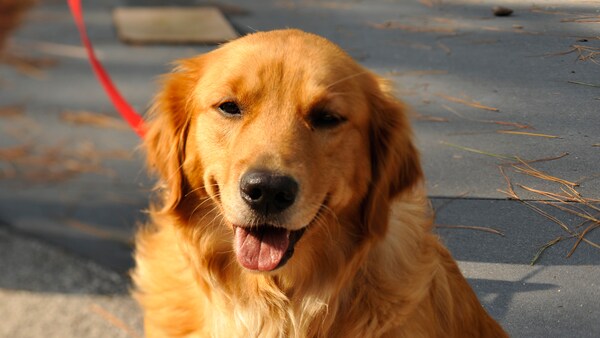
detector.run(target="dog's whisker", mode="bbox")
[189,195,217,215]
[324,70,369,90]
[195,203,224,226]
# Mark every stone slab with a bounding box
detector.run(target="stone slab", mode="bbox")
[113,6,238,44]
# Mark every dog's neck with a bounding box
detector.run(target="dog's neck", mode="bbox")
[169,191,435,337]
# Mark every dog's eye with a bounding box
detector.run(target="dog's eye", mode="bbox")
[309,110,346,129]
[218,102,241,117]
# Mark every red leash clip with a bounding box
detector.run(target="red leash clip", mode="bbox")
[68,0,146,138]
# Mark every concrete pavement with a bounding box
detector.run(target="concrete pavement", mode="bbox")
[0,0,599,336]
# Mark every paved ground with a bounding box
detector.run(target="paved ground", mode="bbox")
[0,0,599,337]
[0,227,143,337]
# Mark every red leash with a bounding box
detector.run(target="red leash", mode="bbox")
[68,0,146,138]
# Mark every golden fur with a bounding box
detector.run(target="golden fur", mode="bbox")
[133,29,508,338]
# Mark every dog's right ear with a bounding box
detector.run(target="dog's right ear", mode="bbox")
[144,57,204,212]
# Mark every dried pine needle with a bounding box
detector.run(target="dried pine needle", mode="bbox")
[497,130,561,139]
[89,303,141,338]
[436,93,499,112]
[440,141,516,160]
[530,236,563,265]
[568,80,600,88]
[498,159,600,262]
[436,224,505,236]
[441,104,531,129]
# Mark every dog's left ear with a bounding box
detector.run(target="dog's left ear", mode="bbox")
[362,76,423,239]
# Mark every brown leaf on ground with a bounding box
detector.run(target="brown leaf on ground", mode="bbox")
[0,0,37,51]
[0,104,24,117]
[0,141,131,184]
[0,143,31,160]
[60,110,128,130]
[492,6,513,17]
[0,52,57,78]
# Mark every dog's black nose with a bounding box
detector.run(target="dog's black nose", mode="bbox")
[240,170,298,215]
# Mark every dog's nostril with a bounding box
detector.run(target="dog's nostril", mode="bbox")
[273,191,295,211]
[240,170,298,215]
[247,187,263,201]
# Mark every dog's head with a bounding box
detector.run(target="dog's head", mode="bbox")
[145,30,422,273]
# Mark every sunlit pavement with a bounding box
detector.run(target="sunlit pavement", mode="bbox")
[0,1,598,336]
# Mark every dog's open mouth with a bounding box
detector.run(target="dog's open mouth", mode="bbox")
[234,225,306,272]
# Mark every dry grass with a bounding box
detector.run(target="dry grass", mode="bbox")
[436,224,505,237]
[441,104,532,129]
[529,6,576,16]
[436,93,499,112]
[568,80,600,88]
[0,104,24,117]
[0,52,57,78]
[0,0,36,51]
[89,303,141,338]
[413,113,449,122]
[496,130,561,139]
[60,110,129,130]
[561,16,600,24]
[543,45,600,66]
[0,0,60,78]
[440,141,599,263]
[67,220,133,247]
[497,158,600,264]
[0,141,133,184]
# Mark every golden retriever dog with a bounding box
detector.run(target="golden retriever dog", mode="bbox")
[133,29,508,337]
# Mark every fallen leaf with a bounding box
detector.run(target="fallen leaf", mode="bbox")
[0,144,30,160]
[0,104,24,117]
[492,6,513,17]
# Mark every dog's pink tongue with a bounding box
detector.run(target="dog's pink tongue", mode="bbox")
[234,226,290,271]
